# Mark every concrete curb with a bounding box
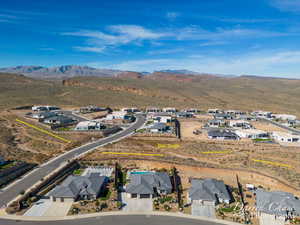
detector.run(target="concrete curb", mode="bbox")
[0,211,242,224]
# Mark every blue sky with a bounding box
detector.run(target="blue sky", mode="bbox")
[1,0,300,78]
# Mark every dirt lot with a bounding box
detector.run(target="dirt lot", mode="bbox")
[82,136,300,195]
[0,110,103,164]
[251,120,287,132]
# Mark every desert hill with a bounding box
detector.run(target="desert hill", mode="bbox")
[1,72,300,116]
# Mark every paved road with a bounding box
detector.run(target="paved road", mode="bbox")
[0,114,146,207]
[261,118,300,135]
[0,215,231,225]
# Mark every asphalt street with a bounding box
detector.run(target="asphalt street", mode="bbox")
[261,118,300,135]
[0,114,146,207]
[0,215,229,225]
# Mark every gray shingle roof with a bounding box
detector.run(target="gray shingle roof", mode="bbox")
[208,130,238,139]
[256,189,300,216]
[189,178,231,203]
[126,172,172,195]
[48,173,107,198]
[149,123,168,130]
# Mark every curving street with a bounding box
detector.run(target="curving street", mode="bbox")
[0,114,146,207]
[0,215,231,225]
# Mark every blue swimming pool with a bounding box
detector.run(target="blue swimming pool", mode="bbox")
[130,171,154,175]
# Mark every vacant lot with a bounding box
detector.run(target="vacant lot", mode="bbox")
[82,136,300,194]
[0,110,103,164]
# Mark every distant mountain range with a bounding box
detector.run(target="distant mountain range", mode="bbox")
[0,65,237,79]
[0,65,123,78]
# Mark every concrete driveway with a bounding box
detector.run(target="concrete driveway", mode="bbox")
[24,199,72,217]
[191,202,216,218]
[259,213,285,225]
[121,193,153,212]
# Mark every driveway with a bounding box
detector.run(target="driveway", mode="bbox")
[24,199,72,217]
[191,202,216,218]
[121,192,153,212]
[259,213,285,225]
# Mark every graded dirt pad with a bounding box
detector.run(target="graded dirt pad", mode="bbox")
[0,110,103,164]
[251,121,287,132]
[83,136,300,193]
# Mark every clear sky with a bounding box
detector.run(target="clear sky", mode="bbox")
[1,0,300,78]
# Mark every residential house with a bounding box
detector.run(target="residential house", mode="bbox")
[252,111,272,119]
[208,129,239,140]
[43,115,75,126]
[106,111,127,120]
[255,189,300,217]
[176,112,193,118]
[235,129,269,139]
[125,172,172,199]
[272,131,300,143]
[208,109,223,115]
[183,108,201,114]
[30,111,57,119]
[206,119,226,128]
[74,121,104,131]
[224,110,246,116]
[229,120,252,129]
[287,120,300,127]
[32,105,60,112]
[79,105,106,114]
[146,107,162,113]
[214,113,234,120]
[162,107,177,114]
[148,123,170,133]
[152,115,173,123]
[272,114,297,121]
[48,173,108,202]
[187,178,231,205]
[121,108,140,113]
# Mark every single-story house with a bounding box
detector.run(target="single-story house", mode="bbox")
[74,121,104,131]
[162,107,177,113]
[206,119,226,128]
[287,120,300,127]
[208,109,223,115]
[121,108,140,113]
[255,189,300,217]
[251,111,272,119]
[48,173,108,202]
[224,110,246,116]
[32,105,60,112]
[183,108,200,114]
[148,123,170,133]
[152,115,173,123]
[229,120,252,129]
[30,111,57,119]
[187,178,231,205]
[208,129,239,140]
[146,107,162,113]
[235,129,269,139]
[272,114,297,121]
[176,112,193,118]
[125,172,172,199]
[79,105,106,113]
[43,115,75,126]
[214,113,234,120]
[106,111,127,120]
[272,131,300,143]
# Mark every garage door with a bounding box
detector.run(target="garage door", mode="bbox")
[140,194,151,198]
